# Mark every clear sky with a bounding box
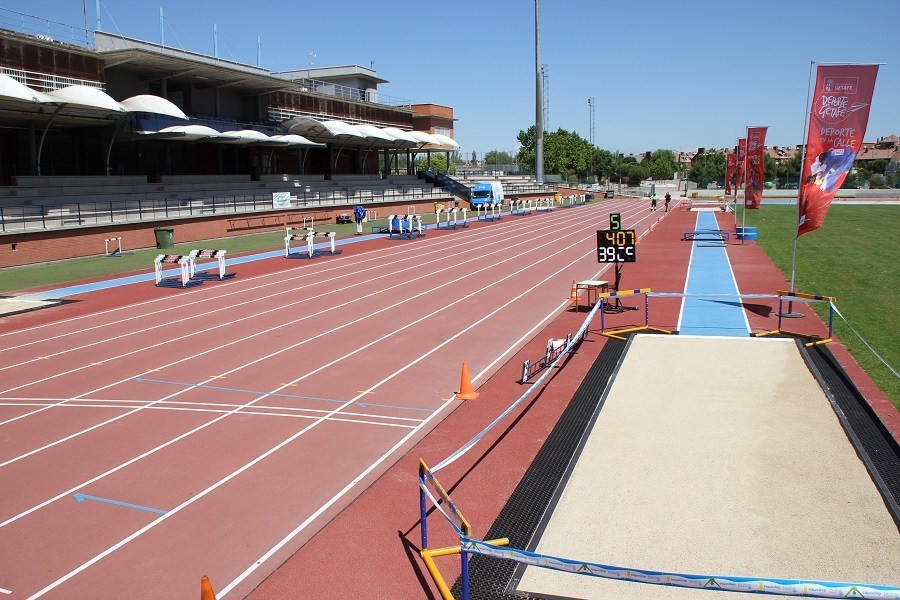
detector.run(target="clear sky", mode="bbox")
[3,0,898,156]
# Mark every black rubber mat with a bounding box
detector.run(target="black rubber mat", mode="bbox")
[451,336,900,599]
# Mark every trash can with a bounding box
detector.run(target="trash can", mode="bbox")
[154,227,174,249]
[434,202,445,211]
[604,190,615,199]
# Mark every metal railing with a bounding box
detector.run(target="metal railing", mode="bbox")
[0,8,94,47]
[0,66,104,92]
[0,185,452,233]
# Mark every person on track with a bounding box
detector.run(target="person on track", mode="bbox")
[664,192,671,212]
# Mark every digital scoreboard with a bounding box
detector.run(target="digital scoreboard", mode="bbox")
[596,229,636,263]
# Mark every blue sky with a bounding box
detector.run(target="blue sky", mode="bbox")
[3,0,898,156]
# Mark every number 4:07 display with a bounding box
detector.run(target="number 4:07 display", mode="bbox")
[596,229,636,263]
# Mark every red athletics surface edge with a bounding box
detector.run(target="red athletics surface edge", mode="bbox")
[245,203,898,600]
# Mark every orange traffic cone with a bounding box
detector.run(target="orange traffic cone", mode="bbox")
[457,362,479,400]
[200,575,217,600]
[568,280,578,302]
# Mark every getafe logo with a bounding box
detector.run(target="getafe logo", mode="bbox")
[824,77,859,94]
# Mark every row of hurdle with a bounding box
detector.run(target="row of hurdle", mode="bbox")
[435,207,469,230]
[284,227,340,258]
[154,249,228,287]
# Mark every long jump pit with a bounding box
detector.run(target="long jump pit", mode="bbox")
[510,335,899,600]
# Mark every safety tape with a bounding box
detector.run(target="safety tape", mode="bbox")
[419,482,463,536]
[830,302,899,379]
[431,294,603,473]
[461,539,900,599]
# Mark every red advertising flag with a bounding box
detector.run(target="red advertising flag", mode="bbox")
[744,127,768,209]
[798,64,879,236]
[735,138,747,190]
[725,152,736,196]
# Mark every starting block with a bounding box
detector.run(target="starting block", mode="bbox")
[284,227,339,258]
[682,229,729,242]
[435,207,468,230]
[388,214,424,239]
[154,254,191,287]
[509,199,533,215]
[475,202,502,222]
[187,249,227,280]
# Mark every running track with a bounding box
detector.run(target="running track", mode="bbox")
[0,199,671,599]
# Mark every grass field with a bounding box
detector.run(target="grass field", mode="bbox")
[743,204,899,410]
[2,204,897,410]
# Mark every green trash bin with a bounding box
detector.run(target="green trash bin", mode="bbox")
[604,190,615,199]
[154,227,174,249]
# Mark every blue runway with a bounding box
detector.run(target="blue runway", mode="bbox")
[678,212,749,336]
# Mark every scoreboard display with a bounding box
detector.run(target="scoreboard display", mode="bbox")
[596,229,636,263]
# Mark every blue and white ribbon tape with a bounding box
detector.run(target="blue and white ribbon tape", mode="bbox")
[462,539,900,599]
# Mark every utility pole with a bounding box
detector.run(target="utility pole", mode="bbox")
[534,0,544,183]
[588,97,595,146]
[542,64,550,130]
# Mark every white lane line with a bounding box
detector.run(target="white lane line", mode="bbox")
[29,229,602,599]
[0,204,592,397]
[0,587,11,594]
[0,223,597,533]
[0,207,604,468]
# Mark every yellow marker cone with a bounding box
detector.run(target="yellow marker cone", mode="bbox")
[568,280,578,302]
[457,362,479,400]
[200,575,217,600]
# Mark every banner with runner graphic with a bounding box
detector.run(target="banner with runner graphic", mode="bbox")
[798,64,879,236]
[725,152,736,196]
[744,127,768,209]
[735,138,747,195]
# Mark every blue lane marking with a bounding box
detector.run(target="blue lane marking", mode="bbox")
[678,212,749,337]
[134,377,435,413]
[73,492,167,515]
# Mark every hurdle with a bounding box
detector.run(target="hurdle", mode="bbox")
[475,202,502,222]
[154,254,190,287]
[284,227,338,258]
[388,214,424,239]
[435,207,468,230]
[597,288,672,340]
[535,197,554,212]
[104,236,124,256]
[682,229,730,242]
[418,459,509,600]
[187,249,227,280]
[558,194,585,208]
[755,290,837,346]
[509,198,533,215]
[521,333,577,383]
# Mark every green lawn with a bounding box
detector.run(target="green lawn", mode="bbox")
[742,204,899,410]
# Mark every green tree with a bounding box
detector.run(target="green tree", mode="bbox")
[515,126,595,180]
[688,151,726,184]
[645,149,678,180]
[415,154,451,173]
[484,150,513,165]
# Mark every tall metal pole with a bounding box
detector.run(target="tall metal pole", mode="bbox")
[95,0,100,32]
[534,0,544,183]
[160,7,164,47]
[789,61,816,295]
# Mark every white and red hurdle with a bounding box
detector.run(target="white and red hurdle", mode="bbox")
[154,254,191,287]
[284,227,337,258]
[435,207,468,230]
[187,249,227,280]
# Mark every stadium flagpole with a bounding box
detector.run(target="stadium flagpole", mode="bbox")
[534,0,544,184]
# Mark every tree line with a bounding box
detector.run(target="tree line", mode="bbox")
[428,125,897,188]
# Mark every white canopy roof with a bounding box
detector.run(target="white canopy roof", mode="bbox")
[431,133,459,149]
[355,123,396,145]
[43,85,126,113]
[138,124,223,141]
[408,130,441,146]
[284,117,364,141]
[0,74,51,103]
[218,129,277,144]
[120,95,188,119]
[380,127,418,145]
[267,134,324,147]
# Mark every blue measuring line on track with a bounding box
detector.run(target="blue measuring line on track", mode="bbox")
[678,212,749,337]
[134,377,434,413]
[73,492,167,515]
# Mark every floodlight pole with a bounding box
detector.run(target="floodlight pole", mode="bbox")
[534,0,544,184]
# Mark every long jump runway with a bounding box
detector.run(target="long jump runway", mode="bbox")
[0,199,663,598]
[515,335,900,599]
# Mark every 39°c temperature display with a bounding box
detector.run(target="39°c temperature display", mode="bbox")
[596,229,636,263]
